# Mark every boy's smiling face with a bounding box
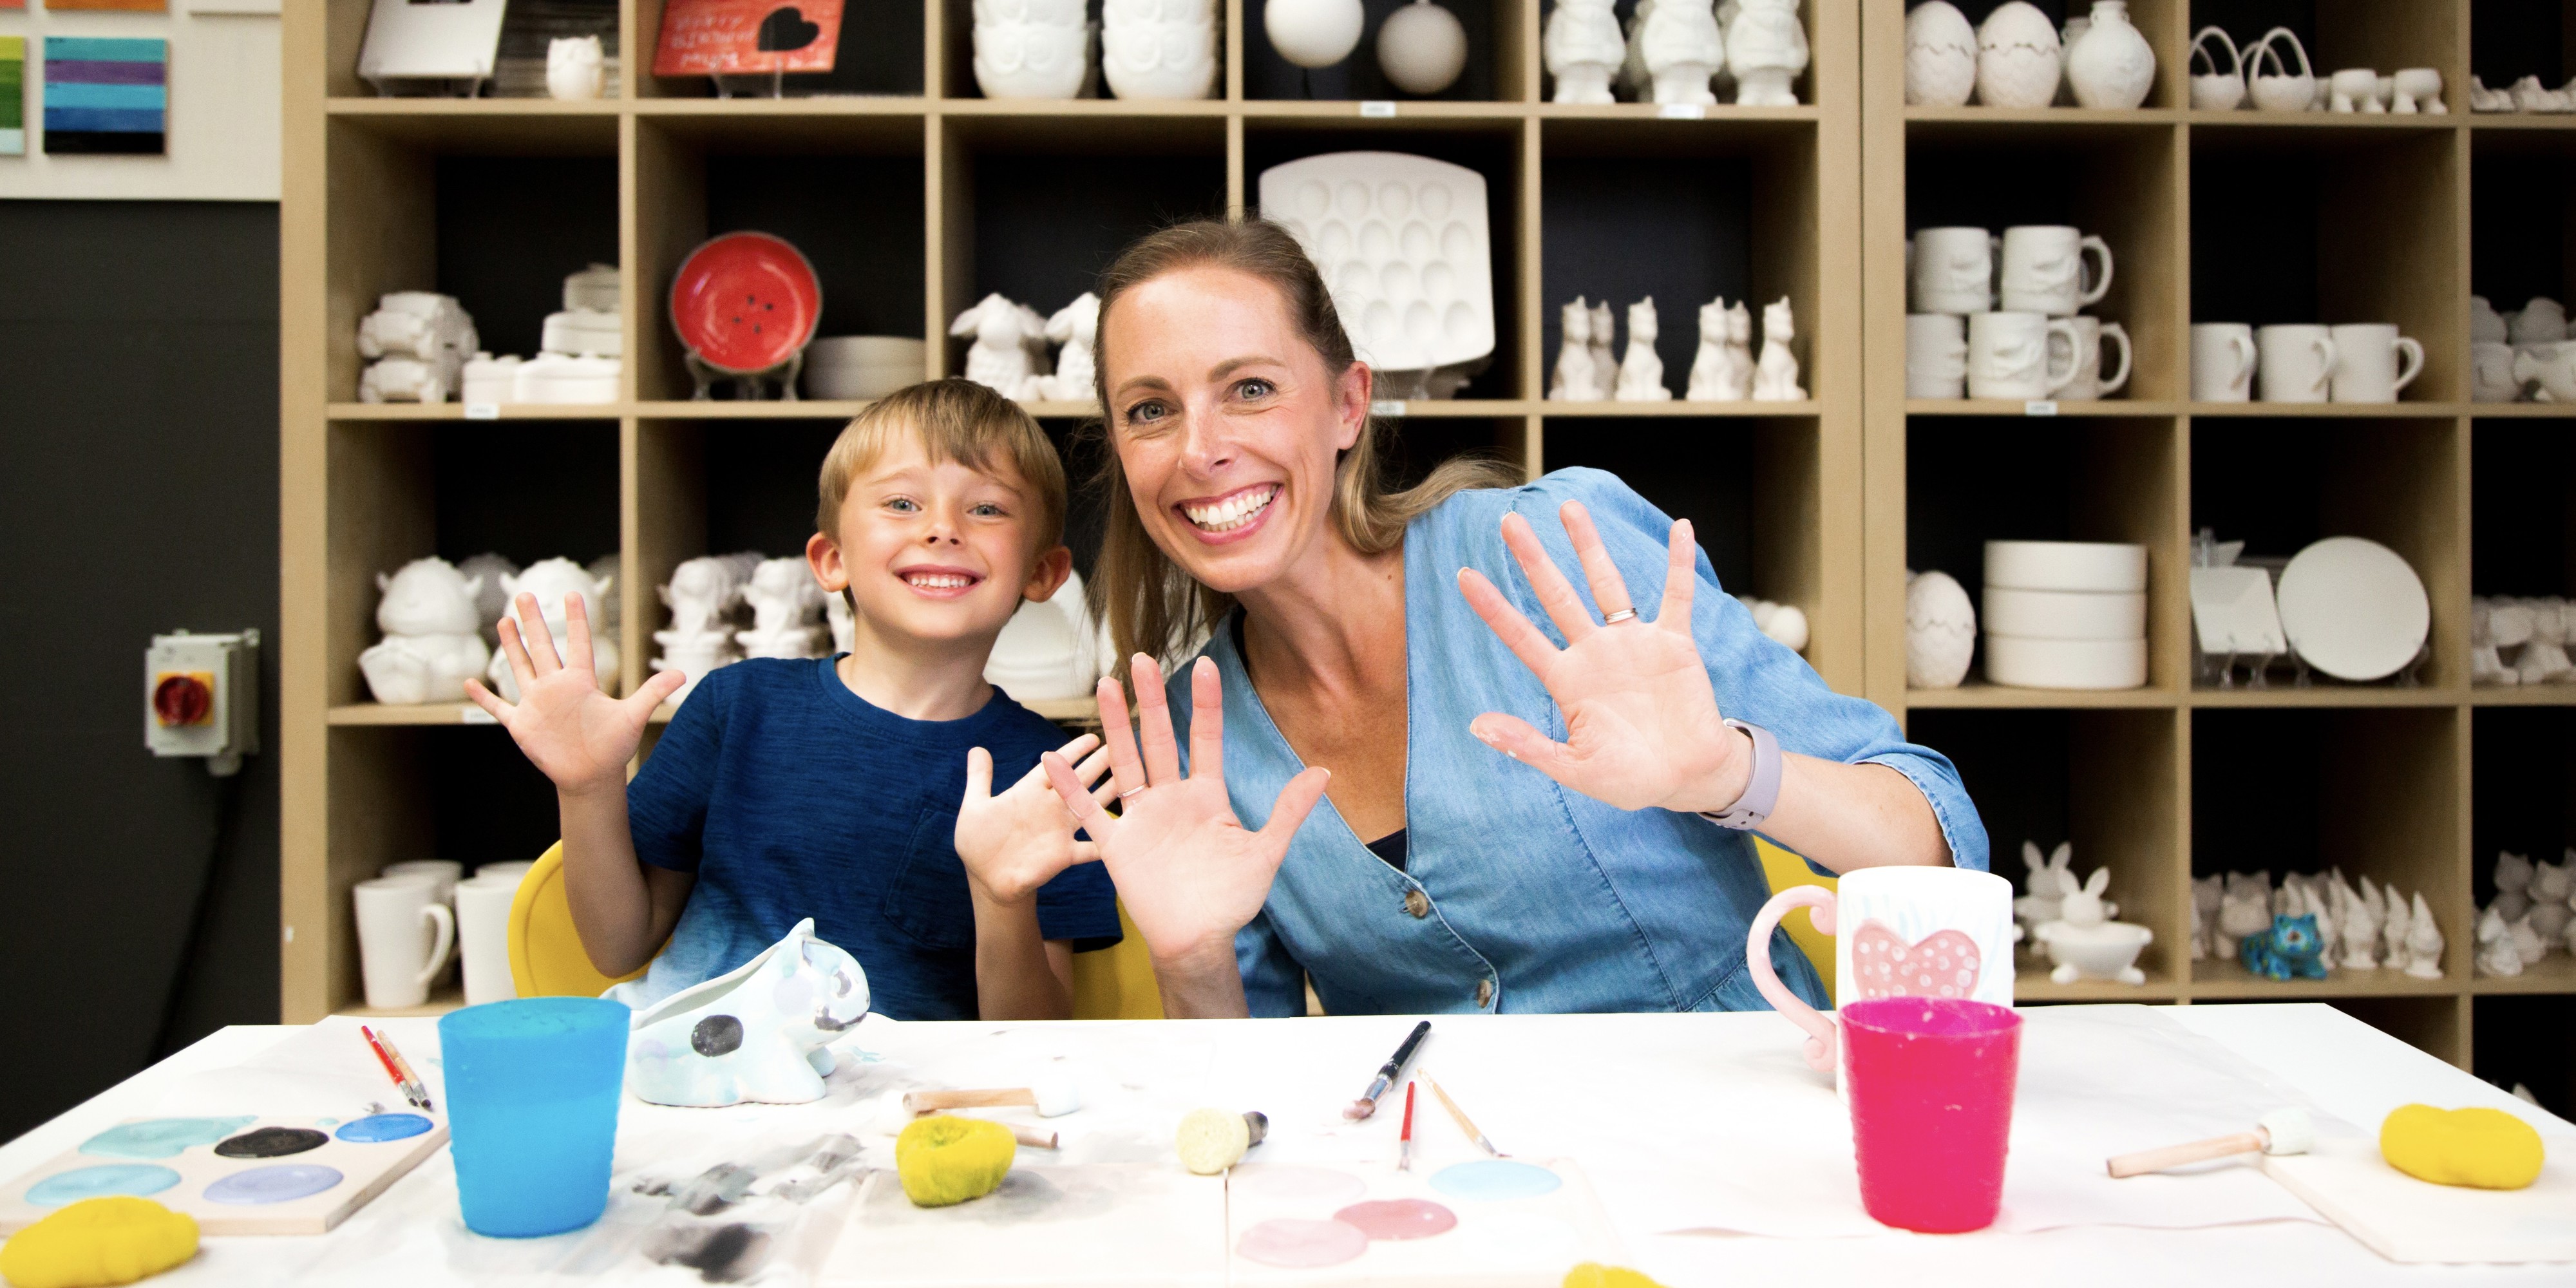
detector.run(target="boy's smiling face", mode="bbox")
[806,435,1070,648]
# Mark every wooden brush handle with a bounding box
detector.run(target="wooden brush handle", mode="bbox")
[904,1088,1035,1113]
[1012,1126,1059,1150]
[2106,1130,2266,1177]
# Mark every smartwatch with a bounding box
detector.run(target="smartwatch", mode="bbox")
[1699,719,1780,831]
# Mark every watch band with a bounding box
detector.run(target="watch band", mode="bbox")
[1700,719,1780,831]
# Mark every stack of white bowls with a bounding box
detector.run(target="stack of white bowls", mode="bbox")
[804,337,927,400]
[1982,540,2148,688]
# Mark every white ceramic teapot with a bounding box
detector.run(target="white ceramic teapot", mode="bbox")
[2187,25,2244,109]
[2244,26,2315,112]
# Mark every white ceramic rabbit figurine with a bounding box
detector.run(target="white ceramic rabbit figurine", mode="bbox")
[1549,298,1604,401]
[2476,905,2523,977]
[2403,892,2443,980]
[1041,292,1101,401]
[1752,296,1804,401]
[2015,840,2074,931]
[2057,867,2109,928]
[1614,298,1671,401]
[2036,867,2150,985]
[951,293,1048,401]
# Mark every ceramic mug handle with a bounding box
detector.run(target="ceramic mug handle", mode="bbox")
[2228,332,2257,390]
[2045,319,2085,394]
[1746,885,1839,1073]
[2391,336,2425,394]
[2096,321,2134,395]
[2310,336,2340,399]
[415,902,456,991]
[2075,236,2114,307]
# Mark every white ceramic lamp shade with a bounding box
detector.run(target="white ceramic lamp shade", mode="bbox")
[1377,0,1468,95]
[1266,0,1365,68]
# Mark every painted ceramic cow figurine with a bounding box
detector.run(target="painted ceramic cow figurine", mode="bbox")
[616,918,871,1107]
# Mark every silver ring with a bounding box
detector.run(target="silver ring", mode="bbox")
[1119,786,1148,800]
[1602,608,1639,625]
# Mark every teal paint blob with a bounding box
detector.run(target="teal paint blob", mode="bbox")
[27,1164,182,1207]
[336,1113,433,1144]
[79,1116,256,1159]
[204,1164,343,1206]
[1428,1160,1561,1201]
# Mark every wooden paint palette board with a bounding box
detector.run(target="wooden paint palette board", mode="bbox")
[1225,1159,1624,1287]
[818,1163,1227,1287]
[2262,1140,2576,1264]
[0,1113,448,1236]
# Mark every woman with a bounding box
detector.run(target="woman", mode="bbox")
[1039,221,1985,1019]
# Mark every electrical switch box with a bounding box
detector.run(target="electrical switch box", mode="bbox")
[146,629,260,775]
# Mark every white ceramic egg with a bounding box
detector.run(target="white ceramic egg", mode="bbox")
[1975,1,2062,109]
[1906,569,1977,689]
[1904,1,1976,107]
[1377,0,1468,95]
[1266,0,1365,68]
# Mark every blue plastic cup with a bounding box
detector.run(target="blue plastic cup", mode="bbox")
[439,996,629,1237]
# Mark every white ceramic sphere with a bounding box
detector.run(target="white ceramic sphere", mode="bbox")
[1976,1,2062,109]
[1906,570,1978,689]
[1904,1,1976,108]
[1377,1,1468,95]
[1267,0,1365,68]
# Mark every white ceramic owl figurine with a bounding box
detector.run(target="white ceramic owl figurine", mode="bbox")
[1752,296,1804,401]
[1549,298,1604,401]
[1906,570,1975,688]
[546,35,607,101]
[1102,0,1217,100]
[1904,1,1976,106]
[1639,0,1722,106]
[1544,0,1624,104]
[1723,0,1806,105]
[1614,298,1671,401]
[486,557,618,701]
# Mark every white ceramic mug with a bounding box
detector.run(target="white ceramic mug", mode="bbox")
[1968,311,2081,400]
[2191,323,2257,401]
[2473,341,2522,402]
[1907,314,1969,399]
[2255,324,2338,402]
[1743,866,2018,1074]
[1998,226,2112,316]
[455,875,522,1007]
[2327,324,2423,402]
[354,874,456,1010]
[2053,316,2132,400]
[382,859,462,906]
[1911,227,1995,316]
[2514,341,2576,402]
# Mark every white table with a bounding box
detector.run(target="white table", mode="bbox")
[3,1004,2568,1285]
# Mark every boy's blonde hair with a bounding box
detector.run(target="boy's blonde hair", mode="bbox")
[816,379,1068,554]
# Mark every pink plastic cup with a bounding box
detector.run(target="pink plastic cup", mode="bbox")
[1841,996,2022,1234]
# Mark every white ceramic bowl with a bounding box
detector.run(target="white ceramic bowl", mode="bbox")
[804,337,927,399]
[2035,921,2152,980]
[1984,634,2147,689]
[1980,587,2146,641]
[1984,540,2148,593]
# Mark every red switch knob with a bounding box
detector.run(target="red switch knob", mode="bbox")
[154,673,214,727]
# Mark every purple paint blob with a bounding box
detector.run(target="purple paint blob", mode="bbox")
[204,1164,343,1206]
[1236,1217,1369,1267]
[1333,1197,1458,1240]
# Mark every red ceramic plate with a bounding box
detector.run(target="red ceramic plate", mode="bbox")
[669,232,823,375]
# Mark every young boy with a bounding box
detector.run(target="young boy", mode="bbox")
[466,379,1121,1020]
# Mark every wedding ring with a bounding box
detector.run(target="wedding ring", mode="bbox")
[1602,608,1639,625]
[1119,786,1148,800]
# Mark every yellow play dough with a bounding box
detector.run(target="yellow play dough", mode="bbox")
[0,1197,198,1288]
[895,1115,1018,1207]
[1175,1108,1253,1175]
[2380,1104,2545,1191]
[1562,1265,1667,1288]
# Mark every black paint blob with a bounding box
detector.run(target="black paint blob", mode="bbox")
[214,1127,329,1159]
[691,1014,744,1057]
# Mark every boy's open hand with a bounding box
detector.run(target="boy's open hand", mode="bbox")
[464,592,683,797]
[956,733,1115,905]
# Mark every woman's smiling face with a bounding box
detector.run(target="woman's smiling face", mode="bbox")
[1100,265,1370,594]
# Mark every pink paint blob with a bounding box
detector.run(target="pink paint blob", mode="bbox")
[1332,1198,1458,1240]
[1228,1164,1368,1206]
[1842,996,2022,1235]
[1237,1217,1370,1267]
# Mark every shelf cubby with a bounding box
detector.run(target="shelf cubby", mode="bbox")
[2473,994,2576,1116]
[1542,415,1821,612]
[2191,0,2463,111]
[2471,706,2576,904]
[2470,127,2576,336]
[2471,0,2572,93]
[2470,421,2575,600]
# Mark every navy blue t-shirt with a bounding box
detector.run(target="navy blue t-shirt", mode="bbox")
[621,656,1121,1019]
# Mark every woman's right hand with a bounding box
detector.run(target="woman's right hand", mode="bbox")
[1041,654,1331,1010]
[464,592,683,797]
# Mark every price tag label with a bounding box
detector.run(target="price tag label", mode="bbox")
[1359,100,1397,118]
[2023,400,2059,417]
[463,402,501,421]
[1370,400,1406,417]
[460,706,498,724]
[1657,102,1707,120]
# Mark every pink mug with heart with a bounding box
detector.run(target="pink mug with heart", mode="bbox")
[1746,866,2017,1073]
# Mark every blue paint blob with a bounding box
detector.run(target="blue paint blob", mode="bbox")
[204,1164,343,1206]
[26,1164,182,1207]
[336,1113,433,1144]
[1428,1160,1561,1202]
[79,1116,256,1159]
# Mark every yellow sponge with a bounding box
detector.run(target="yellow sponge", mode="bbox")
[2380,1104,2545,1191]
[0,1197,198,1288]
[1562,1265,1667,1288]
[895,1115,1017,1207]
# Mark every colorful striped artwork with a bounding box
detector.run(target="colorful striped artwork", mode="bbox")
[42,0,167,10]
[43,37,166,155]
[0,39,21,156]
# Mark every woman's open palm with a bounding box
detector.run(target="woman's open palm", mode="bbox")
[1455,502,1750,815]
[464,592,682,795]
[1041,654,1329,967]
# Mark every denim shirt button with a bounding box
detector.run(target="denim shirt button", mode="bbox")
[1403,889,1430,918]
[1475,979,1493,1007]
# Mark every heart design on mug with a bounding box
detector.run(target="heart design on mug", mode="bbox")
[757,6,824,52]
[1850,920,1983,1001]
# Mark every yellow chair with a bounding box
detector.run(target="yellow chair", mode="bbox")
[1754,836,1837,998]
[506,842,652,998]
[1070,901,1165,1019]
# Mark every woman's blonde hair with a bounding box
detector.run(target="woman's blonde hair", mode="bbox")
[1087,219,1519,665]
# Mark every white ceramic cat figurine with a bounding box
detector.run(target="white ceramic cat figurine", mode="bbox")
[2510,912,2547,967]
[951,293,1048,401]
[1752,296,1804,401]
[2492,850,2536,923]
[1041,293,1101,401]
[1615,298,1671,400]
[2516,599,2574,684]
[2378,883,2410,965]
[2217,872,2273,961]
[1687,296,1755,401]
[2336,876,2378,969]
[2403,892,2443,979]
[2528,857,2574,947]
[2189,873,2222,960]
[2476,906,2523,977]
[1544,0,1624,103]
[359,557,493,705]
[1640,0,1722,105]
[1549,298,1604,401]
[486,558,618,701]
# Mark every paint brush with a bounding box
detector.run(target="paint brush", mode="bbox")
[1421,1070,1502,1157]
[361,1025,433,1112]
[1343,1019,1431,1121]
[1398,1081,1417,1171]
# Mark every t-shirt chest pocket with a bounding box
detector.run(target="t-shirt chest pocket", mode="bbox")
[880,803,974,951]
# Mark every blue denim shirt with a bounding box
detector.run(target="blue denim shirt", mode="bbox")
[1165,468,1988,1017]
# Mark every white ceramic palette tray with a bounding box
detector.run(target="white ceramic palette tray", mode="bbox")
[1226,1158,1622,1286]
[819,1162,1228,1287]
[0,1113,448,1236]
[1258,153,1496,380]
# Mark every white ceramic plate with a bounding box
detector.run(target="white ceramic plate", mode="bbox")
[2275,536,2429,681]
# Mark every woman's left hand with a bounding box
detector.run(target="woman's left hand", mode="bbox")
[1455,500,1754,815]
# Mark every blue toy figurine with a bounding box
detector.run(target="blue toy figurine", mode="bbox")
[2240,913,2329,981]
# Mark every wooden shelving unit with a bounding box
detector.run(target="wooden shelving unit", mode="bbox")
[1862,0,2576,1083]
